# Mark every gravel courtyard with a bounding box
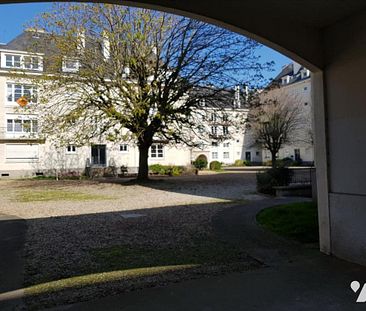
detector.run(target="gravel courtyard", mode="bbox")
[0,172,265,309]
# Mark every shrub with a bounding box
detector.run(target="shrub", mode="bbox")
[149,164,184,176]
[256,167,293,195]
[234,159,245,166]
[149,164,166,175]
[209,161,222,171]
[234,159,251,167]
[193,155,208,170]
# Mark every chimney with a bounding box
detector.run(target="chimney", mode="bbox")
[102,32,110,59]
[234,86,241,108]
[77,29,85,50]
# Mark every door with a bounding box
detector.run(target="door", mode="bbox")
[245,151,251,162]
[294,148,301,161]
[91,145,106,166]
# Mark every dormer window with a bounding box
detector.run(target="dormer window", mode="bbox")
[301,69,310,79]
[62,58,79,72]
[281,75,290,85]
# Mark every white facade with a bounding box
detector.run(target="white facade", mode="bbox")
[244,63,314,165]
[0,35,249,178]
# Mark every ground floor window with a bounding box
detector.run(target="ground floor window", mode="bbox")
[120,144,128,152]
[212,152,218,159]
[5,143,39,162]
[66,145,77,154]
[150,144,164,158]
[223,152,230,159]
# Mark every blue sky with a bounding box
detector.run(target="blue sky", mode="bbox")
[0,3,291,80]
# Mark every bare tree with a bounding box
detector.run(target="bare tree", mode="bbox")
[247,91,305,167]
[25,3,271,180]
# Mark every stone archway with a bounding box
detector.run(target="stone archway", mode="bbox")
[2,0,366,265]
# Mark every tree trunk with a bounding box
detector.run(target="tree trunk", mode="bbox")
[271,152,277,168]
[137,143,150,181]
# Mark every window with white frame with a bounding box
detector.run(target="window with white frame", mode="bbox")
[66,145,77,153]
[120,144,128,152]
[62,58,79,72]
[212,141,218,147]
[6,119,38,133]
[150,144,164,158]
[3,54,42,70]
[7,83,37,103]
[211,126,217,135]
[5,54,21,68]
[23,56,40,70]
[223,142,230,147]
[212,152,218,159]
[223,152,230,159]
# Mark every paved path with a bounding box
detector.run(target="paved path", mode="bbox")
[213,197,312,265]
[52,197,366,310]
[0,213,26,310]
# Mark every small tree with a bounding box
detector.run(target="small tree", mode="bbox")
[25,3,271,180]
[247,93,304,168]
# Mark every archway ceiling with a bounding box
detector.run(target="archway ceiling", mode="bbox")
[2,0,366,69]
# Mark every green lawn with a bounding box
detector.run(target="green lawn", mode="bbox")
[256,201,319,243]
[91,240,249,272]
[15,189,112,202]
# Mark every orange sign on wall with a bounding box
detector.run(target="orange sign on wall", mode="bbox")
[16,96,28,107]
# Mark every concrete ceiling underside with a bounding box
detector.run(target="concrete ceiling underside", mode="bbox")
[2,0,366,69]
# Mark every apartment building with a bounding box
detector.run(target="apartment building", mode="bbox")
[244,62,314,165]
[0,30,249,177]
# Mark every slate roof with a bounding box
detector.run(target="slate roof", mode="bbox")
[270,62,310,87]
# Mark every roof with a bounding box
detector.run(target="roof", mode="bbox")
[269,62,310,88]
[191,86,248,109]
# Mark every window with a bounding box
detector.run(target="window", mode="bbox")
[211,126,217,135]
[3,54,42,70]
[6,119,38,133]
[7,83,37,103]
[223,114,228,122]
[212,152,218,159]
[223,126,229,135]
[5,144,39,162]
[66,145,77,153]
[120,144,128,152]
[223,152,230,159]
[5,54,21,68]
[212,141,218,147]
[210,113,217,122]
[151,144,164,158]
[223,142,230,148]
[62,59,79,72]
[24,56,39,70]
[256,151,260,156]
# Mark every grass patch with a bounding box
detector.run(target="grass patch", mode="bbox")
[91,240,249,273]
[15,189,112,202]
[24,265,196,296]
[256,201,319,243]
